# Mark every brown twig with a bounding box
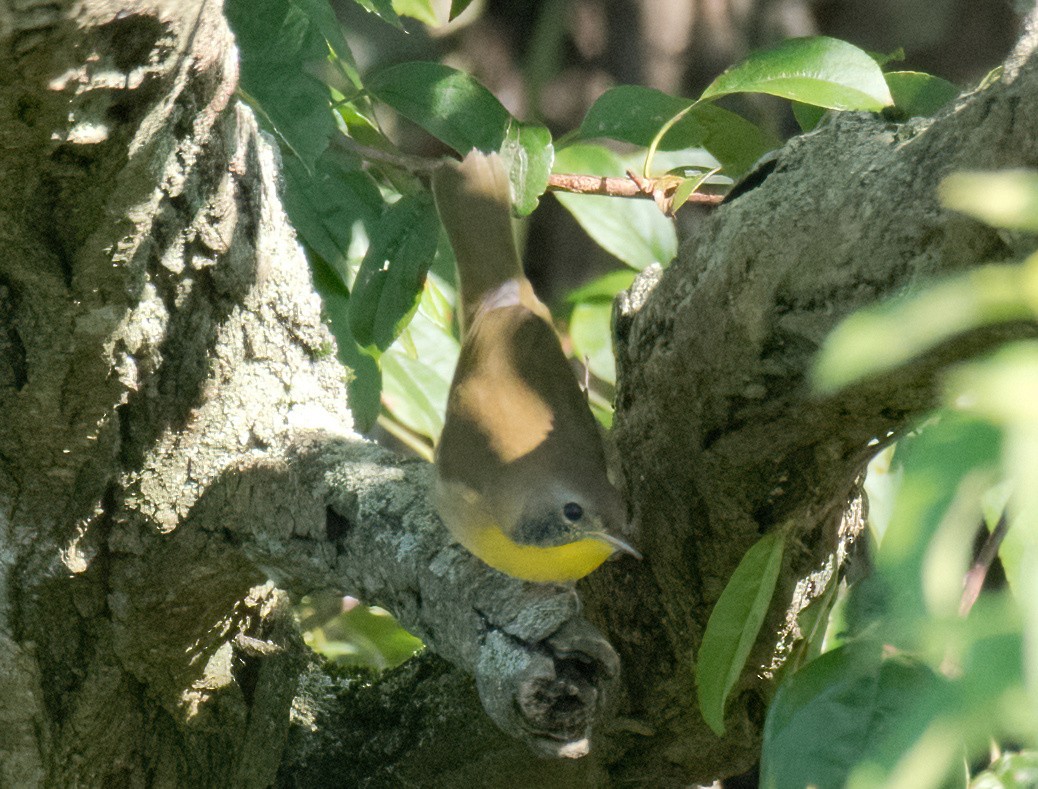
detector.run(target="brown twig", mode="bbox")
[959,512,1010,617]
[547,172,723,206]
[335,135,725,209]
[333,134,441,173]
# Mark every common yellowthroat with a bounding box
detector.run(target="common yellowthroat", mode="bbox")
[431,150,640,583]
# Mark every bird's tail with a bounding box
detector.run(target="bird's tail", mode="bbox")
[432,151,526,333]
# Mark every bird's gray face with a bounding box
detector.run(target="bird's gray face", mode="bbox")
[511,485,626,549]
[511,497,588,547]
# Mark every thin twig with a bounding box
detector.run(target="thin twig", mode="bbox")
[376,414,435,463]
[960,512,1010,617]
[547,173,723,205]
[334,135,725,207]
[334,135,441,173]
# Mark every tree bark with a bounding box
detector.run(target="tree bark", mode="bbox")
[1,1,1036,788]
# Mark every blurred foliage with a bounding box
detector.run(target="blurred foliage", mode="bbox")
[222,2,1038,783]
[756,169,1038,788]
[298,592,424,669]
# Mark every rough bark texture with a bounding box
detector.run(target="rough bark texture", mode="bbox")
[1,1,1037,788]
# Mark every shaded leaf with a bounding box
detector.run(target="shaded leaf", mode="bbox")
[884,71,958,119]
[553,145,677,269]
[696,531,786,735]
[228,0,338,168]
[309,256,382,431]
[449,0,476,20]
[294,0,360,87]
[761,643,951,789]
[349,194,441,352]
[791,101,826,132]
[281,147,384,276]
[876,415,1001,642]
[578,85,778,178]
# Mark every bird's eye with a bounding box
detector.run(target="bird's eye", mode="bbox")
[562,502,583,522]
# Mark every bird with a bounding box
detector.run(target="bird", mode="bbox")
[431,149,640,583]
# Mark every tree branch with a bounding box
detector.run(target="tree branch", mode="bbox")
[594,31,1038,783]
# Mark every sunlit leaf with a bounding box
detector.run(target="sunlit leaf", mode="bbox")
[972,749,1038,789]
[500,121,554,216]
[352,0,404,29]
[566,270,637,303]
[569,301,616,385]
[940,170,1038,233]
[392,0,439,25]
[368,62,511,154]
[813,263,1036,393]
[697,531,786,735]
[553,144,678,269]
[306,600,424,669]
[382,300,459,443]
[947,342,1038,425]
[701,36,893,111]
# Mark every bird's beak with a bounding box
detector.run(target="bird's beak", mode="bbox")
[594,532,643,560]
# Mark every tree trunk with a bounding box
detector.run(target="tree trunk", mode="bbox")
[1,1,1036,787]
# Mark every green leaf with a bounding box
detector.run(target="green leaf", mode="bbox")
[381,277,460,443]
[876,415,1001,642]
[281,147,384,276]
[569,301,616,386]
[813,263,1037,393]
[310,256,382,431]
[292,0,361,89]
[566,270,637,303]
[696,531,786,735]
[701,36,893,111]
[553,145,678,269]
[500,121,554,216]
[946,341,1038,426]
[577,86,779,178]
[791,101,826,132]
[228,0,338,168]
[382,335,456,443]
[349,194,441,353]
[309,602,424,669]
[392,0,439,25]
[449,0,476,20]
[368,62,512,154]
[352,0,404,29]
[939,170,1038,233]
[972,750,1038,789]
[884,71,958,119]
[761,643,952,789]
[670,165,722,212]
